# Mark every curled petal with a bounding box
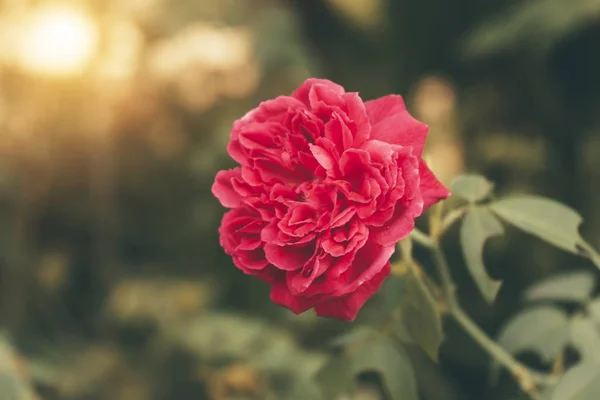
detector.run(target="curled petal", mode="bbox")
[324,112,353,151]
[264,242,315,271]
[418,159,451,210]
[270,281,320,314]
[361,139,396,162]
[332,241,395,297]
[343,92,370,146]
[366,95,428,155]
[292,78,345,106]
[212,169,243,208]
[369,199,423,246]
[261,220,281,244]
[287,254,331,294]
[309,83,346,110]
[243,96,306,123]
[309,144,335,173]
[315,262,391,321]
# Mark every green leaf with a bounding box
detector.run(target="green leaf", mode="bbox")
[552,362,600,400]
[497,306,569,362]
[330,327,376,348]
[315,354,356,399]
[289,375,326,400]
[461,0,600,60]
[451,174,494,203]
[352,338,418,400]
[460,206,503,303]
[588,298,600,323]
[0,373,25,400]
[394,313,415,344]
[398,271,443,362]
[525,271,595,303]
[570,316,600,364]
[489,196,584,254]
[356,274,404,326]
[540,384,557,400]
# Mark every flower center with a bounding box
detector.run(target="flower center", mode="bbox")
[301,266,313,278]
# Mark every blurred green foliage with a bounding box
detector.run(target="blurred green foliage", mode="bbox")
[0,0,598,398]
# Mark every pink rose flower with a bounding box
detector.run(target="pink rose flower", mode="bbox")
[212,78,450,321]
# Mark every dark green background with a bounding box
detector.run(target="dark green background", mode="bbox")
[0,0,599,398]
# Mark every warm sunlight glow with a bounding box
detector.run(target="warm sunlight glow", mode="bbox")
[14,5,99,77]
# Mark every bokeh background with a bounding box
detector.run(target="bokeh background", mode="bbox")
[0,0,599,399]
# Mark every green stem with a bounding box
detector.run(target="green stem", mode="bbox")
[580,240,600,270]
[413,230,555,396]
[431,240,458,310]
[410,228,435,249]
[439,206,467,236]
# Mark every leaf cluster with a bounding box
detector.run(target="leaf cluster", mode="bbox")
[315,173,600,400]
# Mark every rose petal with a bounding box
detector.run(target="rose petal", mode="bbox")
[418,159,451,210]
[315,262,391,321]
[249,96,306,123]
[309,83,346,110]
[324,112,353,151]
[369,198,423,246]
[270,281,320,314]
[361,139,395,161]
[264,242,315,271]
[238,122,286,151]
[309,144,335,172]
[332,241,395,297]
[292,78,345,106]
[343,92,370,146]
[287,254,330,294]
[365,94,406,125]
[330,207,356,229]
[261,220,280,243]
[212,169,244,208]
[366,95,428,155]
[234,252,268,271]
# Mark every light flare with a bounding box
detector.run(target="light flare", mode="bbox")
[13,5,99,77]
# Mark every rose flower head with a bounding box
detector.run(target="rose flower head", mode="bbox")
[212,78,450,321]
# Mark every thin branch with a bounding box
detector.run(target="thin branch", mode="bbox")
[410,228,435,249]
[412,231,555,397]
[439,206,467,236]
[397,239,445,309]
